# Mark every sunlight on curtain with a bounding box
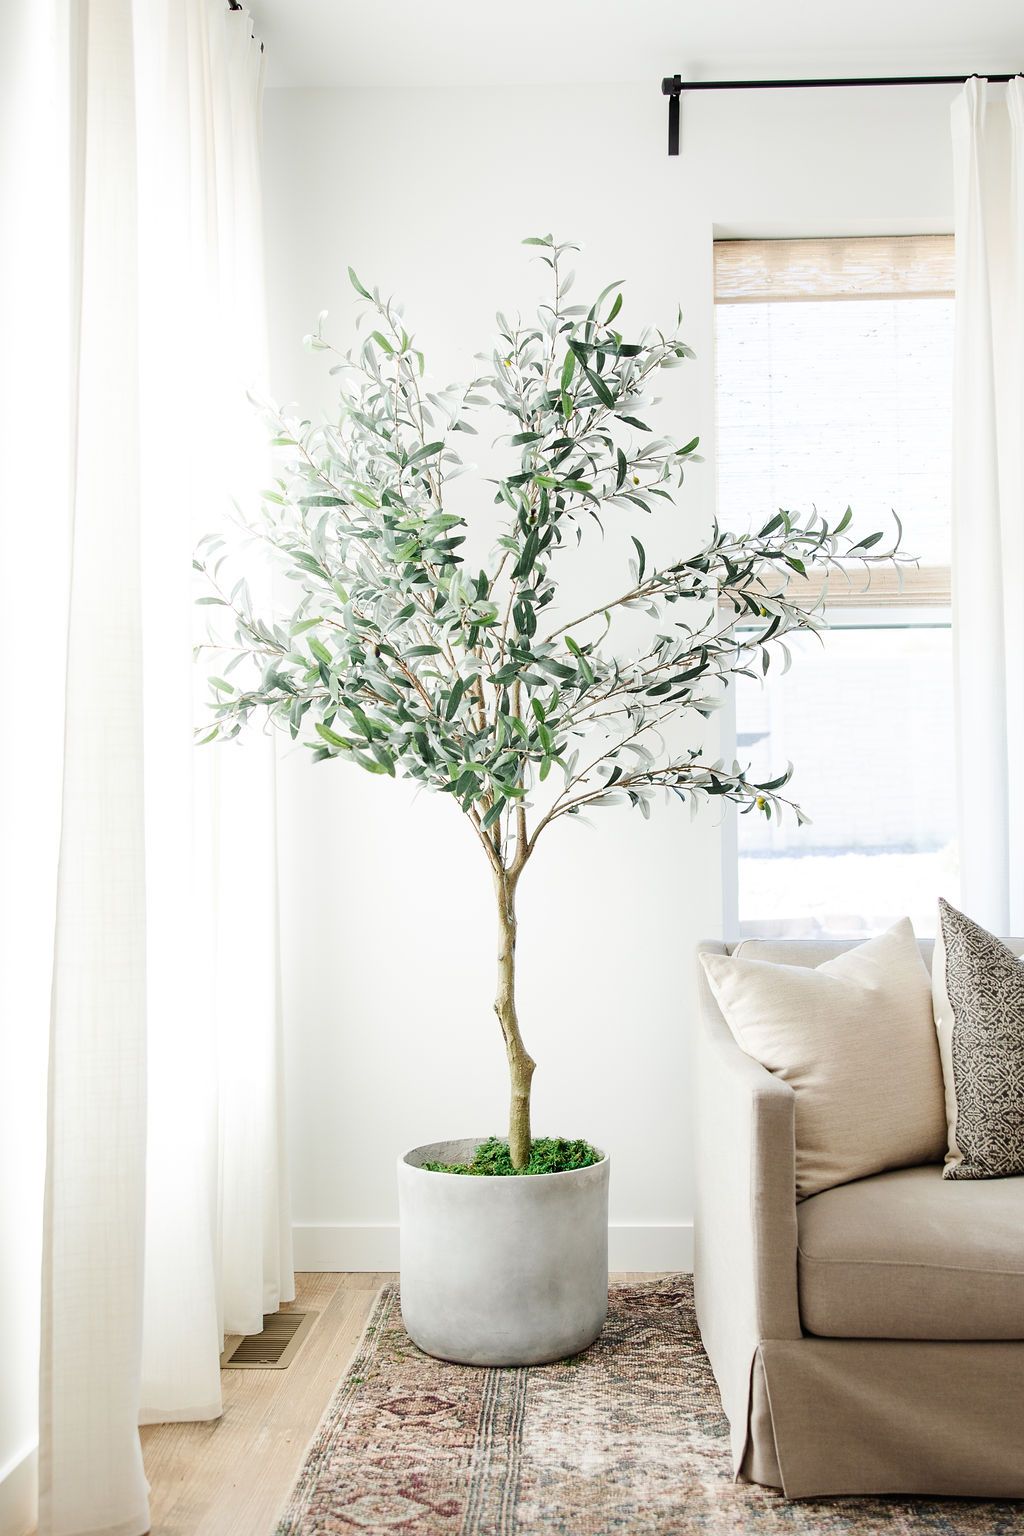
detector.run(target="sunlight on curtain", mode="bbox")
[141,0,294,1384]
[135,0,293,1427]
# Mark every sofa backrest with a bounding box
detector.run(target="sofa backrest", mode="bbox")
[695,935,1024,1062]
[723,937,1024,969]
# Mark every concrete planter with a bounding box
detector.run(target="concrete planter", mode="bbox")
[397,1137,610,1366]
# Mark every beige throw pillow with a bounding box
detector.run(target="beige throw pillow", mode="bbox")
[700,920,947,1199]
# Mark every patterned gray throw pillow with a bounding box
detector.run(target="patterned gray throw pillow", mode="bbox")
[932,898,1024,1180]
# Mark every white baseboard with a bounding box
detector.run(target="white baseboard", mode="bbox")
[294,1223,399,1271]
[0,1443,37,1536]
[292,1222,693,1274]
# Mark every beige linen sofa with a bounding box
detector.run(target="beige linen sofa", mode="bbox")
[695,936,1024,1500]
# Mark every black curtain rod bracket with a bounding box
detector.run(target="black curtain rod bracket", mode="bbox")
[661,70,1022,155]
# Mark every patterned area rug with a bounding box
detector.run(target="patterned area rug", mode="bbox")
[275,1276,1024,1534]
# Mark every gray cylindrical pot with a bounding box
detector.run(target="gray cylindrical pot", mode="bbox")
[397,1137,610,1366]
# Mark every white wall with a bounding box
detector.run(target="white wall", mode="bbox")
[262,79,955,1270]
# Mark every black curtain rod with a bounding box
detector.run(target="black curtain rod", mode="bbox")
[661,71,1022,155]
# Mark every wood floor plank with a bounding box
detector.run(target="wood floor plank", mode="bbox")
[140,1273,391,1535]
[139,1271,666,1535]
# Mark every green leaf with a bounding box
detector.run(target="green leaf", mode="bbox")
[606,291,623,324]
[515,602,540,638]
[316,721,347,748]
[349,704,374,739]
[849,530,884,552]
[590,279,624,315]
[512,531,539,581]
[357,753,389,775]
[445,676,465,720]
[308,638,332,665]
[348,267,371,299]
[584,366,615,408]
[370,330,394,354]
[488,663,520,686]
[407,440,445,464]
[631,535,647,583]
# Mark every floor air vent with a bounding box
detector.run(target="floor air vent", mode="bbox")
[220,1310,316,1370]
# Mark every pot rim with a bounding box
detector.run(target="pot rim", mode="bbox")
[399,1137,608,1179]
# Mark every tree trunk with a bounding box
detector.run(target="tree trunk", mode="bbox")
[493,868,535,1169]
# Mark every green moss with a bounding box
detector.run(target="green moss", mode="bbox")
[421,1135,601,1177]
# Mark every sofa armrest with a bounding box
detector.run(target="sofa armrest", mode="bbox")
[693,943,801,1468]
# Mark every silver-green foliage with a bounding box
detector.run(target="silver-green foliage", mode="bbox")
[197,235,902,1166]
[196,235,897,873]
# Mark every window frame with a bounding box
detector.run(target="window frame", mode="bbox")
[713,235,955,940]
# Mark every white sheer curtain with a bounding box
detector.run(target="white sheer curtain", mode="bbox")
[950,76,1024,936]
[36,3,292,1533]
[0,4,69,1530]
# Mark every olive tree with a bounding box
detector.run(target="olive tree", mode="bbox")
[196,236,898,1169]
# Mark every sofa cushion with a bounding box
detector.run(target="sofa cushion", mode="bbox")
[700,920,947,1199]
[798,1163,1024,1339]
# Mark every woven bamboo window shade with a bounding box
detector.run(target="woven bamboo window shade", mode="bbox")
[714,235,955,304]
[714,235,954,608]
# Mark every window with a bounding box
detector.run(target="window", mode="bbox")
[715,236,957,939]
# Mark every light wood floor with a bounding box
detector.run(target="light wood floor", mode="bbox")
[140,1272,390,1536]
[140,1271,657,1535]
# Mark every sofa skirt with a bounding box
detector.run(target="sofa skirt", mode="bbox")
[740,1338,1024,1499]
